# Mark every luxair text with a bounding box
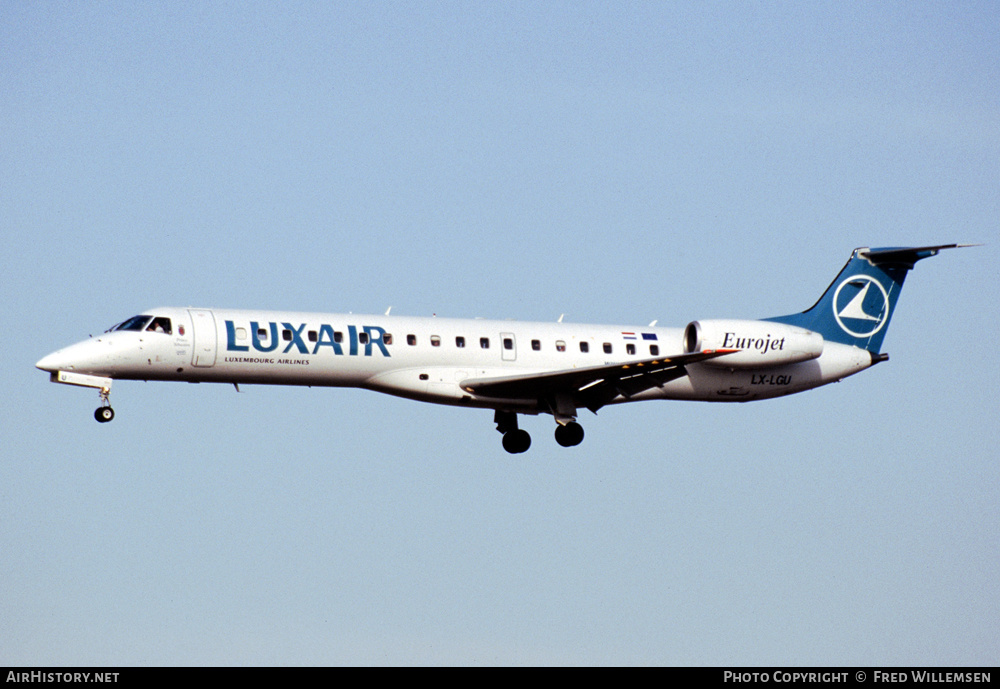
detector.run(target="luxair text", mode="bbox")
[226,321,390,357]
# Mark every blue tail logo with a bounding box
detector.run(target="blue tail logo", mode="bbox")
[832,275,890,338]
[766,244,971,354]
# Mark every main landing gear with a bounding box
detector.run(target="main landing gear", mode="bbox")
[494,411,585,453]
[496,411,531,454]
[554,421,584,448]
[502,428,531,454]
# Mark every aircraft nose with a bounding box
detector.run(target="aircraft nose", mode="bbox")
[36,337,123,376]
[36,339,101,373]
[36,350,68,373]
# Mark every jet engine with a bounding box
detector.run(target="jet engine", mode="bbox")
[684,319,823,368]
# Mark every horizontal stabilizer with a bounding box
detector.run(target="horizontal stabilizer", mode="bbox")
[860,244,978,268]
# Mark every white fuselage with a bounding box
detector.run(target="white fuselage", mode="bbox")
[37,306,875,416]
[37,244,963,449]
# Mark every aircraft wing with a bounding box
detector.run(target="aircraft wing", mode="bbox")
[459,349,737,413]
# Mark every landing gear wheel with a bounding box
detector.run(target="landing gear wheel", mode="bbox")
[94,406,115,423]
[502,429,531,454]
[554,422,584,447]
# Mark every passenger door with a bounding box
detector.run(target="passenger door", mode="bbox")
[188,309,217,367]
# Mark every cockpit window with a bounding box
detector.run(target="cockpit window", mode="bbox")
[111,315,152,332]
[146,317,172,335]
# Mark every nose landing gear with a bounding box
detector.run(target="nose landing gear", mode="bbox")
[43,370,116,424]
[94,386,114,423]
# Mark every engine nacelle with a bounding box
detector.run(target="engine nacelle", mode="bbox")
[684,319,824,368]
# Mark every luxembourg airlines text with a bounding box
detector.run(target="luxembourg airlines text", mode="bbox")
[223,357,311,365]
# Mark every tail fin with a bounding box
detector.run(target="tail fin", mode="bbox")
[766,244,971,353]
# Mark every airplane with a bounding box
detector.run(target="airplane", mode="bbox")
[36,244,971,453]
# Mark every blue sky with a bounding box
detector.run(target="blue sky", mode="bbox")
[2,1,997,665]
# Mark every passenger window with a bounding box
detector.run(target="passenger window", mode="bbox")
[626,344,636,355]
[407,334,417,346]
[308,330,317,342]
[650,345,659,356]
[431,335,441,347]
[359,332,369,344]
[282,330,292,341]
[579,342,589,353]
[503,338,514,350]
[258,328,269,338]
[480,337,490,349]
[531,339,541,351]
[603,342,612,354]
[334,331,344,343]
[456,336,466,348]
[384,333,393,345]
[556,340,566,352]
